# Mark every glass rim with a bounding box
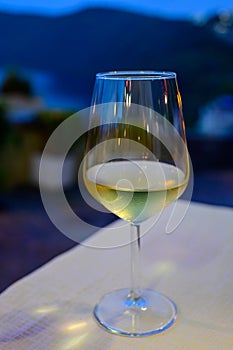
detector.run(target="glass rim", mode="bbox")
[96,70,177,80]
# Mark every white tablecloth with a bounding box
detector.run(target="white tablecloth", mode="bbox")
[1,201,233,349]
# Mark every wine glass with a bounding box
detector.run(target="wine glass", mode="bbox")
[83,71,190,336]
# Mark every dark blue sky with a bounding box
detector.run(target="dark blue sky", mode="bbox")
[0,0,232,19]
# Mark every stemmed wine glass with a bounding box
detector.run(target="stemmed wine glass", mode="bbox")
[83,71,190,336]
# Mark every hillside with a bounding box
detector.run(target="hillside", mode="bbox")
[1,7,233,126]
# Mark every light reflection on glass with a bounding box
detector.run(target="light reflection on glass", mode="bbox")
[126,94,132,107]
[125,80,132,107]
[114,102,117,116]
[177,91,182,108]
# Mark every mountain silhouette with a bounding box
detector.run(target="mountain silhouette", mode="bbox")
[1,7,233,126]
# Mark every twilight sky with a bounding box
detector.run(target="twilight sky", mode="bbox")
[0,0,232,19]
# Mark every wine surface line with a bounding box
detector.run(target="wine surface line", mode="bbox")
[84,160,187,224]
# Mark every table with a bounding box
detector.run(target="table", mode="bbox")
[1,201,233,349]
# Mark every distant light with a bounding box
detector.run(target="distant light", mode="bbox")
[219,9,233,22]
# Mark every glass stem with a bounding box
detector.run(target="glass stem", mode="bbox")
[130,223,141,301]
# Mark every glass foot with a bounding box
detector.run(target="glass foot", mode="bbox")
[93,288,177,337]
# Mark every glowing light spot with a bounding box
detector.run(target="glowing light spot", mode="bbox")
[158,261,175,273]
[63,321,87,332]
[125,93,131,107]
[35,306,59,315]
[63,333,89,350]
[141,306,148,311]
[165,179,176,187]
[150,261,176,279]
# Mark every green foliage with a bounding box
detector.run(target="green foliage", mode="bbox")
[1,70,32,96]
[0,102,11,146]
[37,109,75,131]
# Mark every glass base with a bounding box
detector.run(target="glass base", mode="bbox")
[93,288,177,337]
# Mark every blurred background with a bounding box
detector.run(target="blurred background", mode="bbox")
[0,0,233,291]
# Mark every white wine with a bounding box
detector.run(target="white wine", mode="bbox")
[84,160,188,224]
